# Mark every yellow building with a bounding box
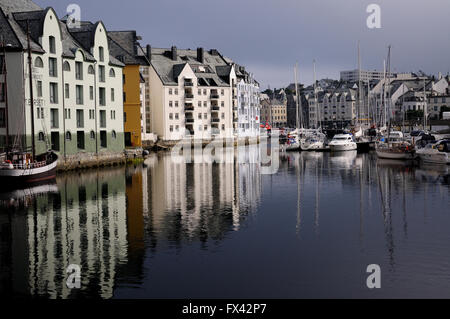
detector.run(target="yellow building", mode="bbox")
[108,31,149,147]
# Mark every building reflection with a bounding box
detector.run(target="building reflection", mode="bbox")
[0,146,263,298]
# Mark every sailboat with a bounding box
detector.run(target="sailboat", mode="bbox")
[300,60,328,151]
[375,46,416,160]
[0,22,58,185]
[286,63,301,151]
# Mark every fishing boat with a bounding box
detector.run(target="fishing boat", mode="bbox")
[329,133,357,152]
[416,139,450,165]
[375,131,416,160]
[0,23,58,186]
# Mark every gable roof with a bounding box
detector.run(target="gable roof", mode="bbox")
[0,0,40,13]
[150,47,232,86]
[108,31,149,66]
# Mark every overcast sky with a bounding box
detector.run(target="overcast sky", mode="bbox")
[35,0,450,89]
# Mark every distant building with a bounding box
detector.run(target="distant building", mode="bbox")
[340,69,394,82]
[235,65,260,137]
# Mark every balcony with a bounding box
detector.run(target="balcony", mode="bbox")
[211,106,220,111]
[211,118,220,123]
[185,94,194,99]
[186,118,195,123]
[185,105,194,111]
[184,81,194,87]
[210,94,220,99]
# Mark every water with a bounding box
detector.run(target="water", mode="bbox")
[0,148,449,299]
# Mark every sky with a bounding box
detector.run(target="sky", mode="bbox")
[35,0,450,89]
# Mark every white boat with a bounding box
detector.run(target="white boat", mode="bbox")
[300,132,326,151]
[285,132,301,151]
[329,134,357,152]
[416,140,450,165]
[375,131,416,160]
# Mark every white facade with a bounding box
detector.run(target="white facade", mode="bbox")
[0,7,124,156]
[149,57,237,141]
[236,77,260,137]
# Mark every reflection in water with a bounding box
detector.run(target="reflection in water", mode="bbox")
[0,147,449,298]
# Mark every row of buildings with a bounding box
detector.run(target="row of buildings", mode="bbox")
[260,70,450,130]
[0,0,261,163]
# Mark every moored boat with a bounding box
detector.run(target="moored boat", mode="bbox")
[329,134,357,152]
[416,140,450,165]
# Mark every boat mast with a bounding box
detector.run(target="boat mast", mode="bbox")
[2,36,9,156]
[313,59,319,130]
[358,41,362,128]
[423,79,427,131]
[383,59,386,127]
[26,21,36,161]
[386,45,392,140]
[294,62,300,131]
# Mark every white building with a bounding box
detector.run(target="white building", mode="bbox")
[235,65,260,138]
[146,46,241,142]
[0,0,125,159]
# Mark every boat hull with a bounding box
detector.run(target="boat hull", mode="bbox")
[0,158,58,185]
[376,149,416,160]
[329,143,357,152]
[417,152,450,165]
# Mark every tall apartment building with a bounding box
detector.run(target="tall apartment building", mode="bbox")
[108,31,149,148]
[235,65,260,137]
[147,46,238,141]
[340,69,394,82]
[0,0,125,159]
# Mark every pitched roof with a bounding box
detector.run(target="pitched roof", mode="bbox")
[150,47,232,86]
[108,31,149,66]
[0,0,40,14]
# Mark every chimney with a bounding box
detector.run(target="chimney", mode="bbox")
[146,44,152,62]
[197,47,204,63]
[171,46,177,61]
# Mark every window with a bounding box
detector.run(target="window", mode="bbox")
[37,81,43,97]
[76,109,84,128]
[89,86,94,100]
[49,36,56,54]
[64,108,71,120]
[38,132,45,141]
[35,57,44,68]
[65,83,70,98]
[198,113,202,119]
[90,131,95,139]
[88,65,95,74]
[169,113,173,120]
[109,68,115,77]
[63,61,70,71]
[50,83,58,104]
[221,89,224,95]
[99,87,106,106]
[111,88,115,102]
[99,65,105,82]
[76,85,83,104]
[0,83,4,102]
[110,110,116,119]
[175,113,179,120]
[198,101,201,107]
[169,101,173,107]
[169,88,173,95]
[169,125,173,132]
[124,112,127,122]
[175,101,178,107]
[204,101,207,107]
[221,101,224,107]
[75,62,83,80]
[175,89,178,95]
[89,109,95,119]
[99,46,104,62]
[123,92,126,102]
[99,110,106,128]
[0,108,5,127]
[112,130,117,139]
[198,89,201,95]
[49,58,57,77]
[221,113,225,119]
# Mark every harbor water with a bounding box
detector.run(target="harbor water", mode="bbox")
[0,147,449,298]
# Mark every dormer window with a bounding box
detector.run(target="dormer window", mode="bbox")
[49,36,56,54]
[99,46,104,62]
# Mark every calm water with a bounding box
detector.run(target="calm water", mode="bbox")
[0,148,449,299]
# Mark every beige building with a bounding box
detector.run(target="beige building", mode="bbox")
[260,98,287,128]
[145,46,238,141]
